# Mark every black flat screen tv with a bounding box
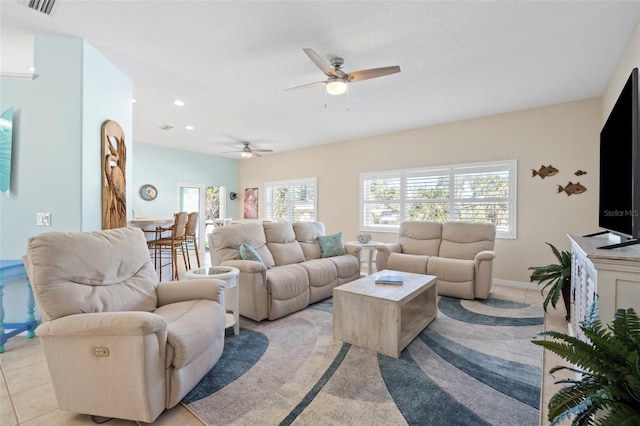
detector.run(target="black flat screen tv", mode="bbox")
[598,67,640,249]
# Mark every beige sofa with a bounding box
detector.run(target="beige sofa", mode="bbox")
[24,227,227,423]
[376,221,496,299]
[209,221,361,321]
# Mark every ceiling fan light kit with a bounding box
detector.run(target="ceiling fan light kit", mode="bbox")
[326,77,348,95]
[222,141,274,158]
[286,48,400,102]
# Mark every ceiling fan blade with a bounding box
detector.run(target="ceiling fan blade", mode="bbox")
[252,149,273,153]
[251,151,262,157]
[303,48,338,77]
[284,81,326,92]
[346,65,401,82]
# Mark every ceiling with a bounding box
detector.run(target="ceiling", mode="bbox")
[2,1,640,159]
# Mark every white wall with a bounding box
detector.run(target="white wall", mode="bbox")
[238,98,601,283]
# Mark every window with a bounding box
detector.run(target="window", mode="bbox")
[360,160,516,238]
[265,177,317,222]
[179,184,225,249]
[205,185,224,220]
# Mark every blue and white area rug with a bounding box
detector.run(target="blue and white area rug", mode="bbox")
[182,296,544,425]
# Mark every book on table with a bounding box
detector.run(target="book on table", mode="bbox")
[374,274,403,285]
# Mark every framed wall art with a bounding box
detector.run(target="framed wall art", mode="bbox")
[244,187,258,219]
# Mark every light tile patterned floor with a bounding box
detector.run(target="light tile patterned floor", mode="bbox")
[1,255,568,425]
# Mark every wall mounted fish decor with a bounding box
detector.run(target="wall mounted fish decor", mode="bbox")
[532,164,559,179]
[574,170,587,176]
[558,181,587,196]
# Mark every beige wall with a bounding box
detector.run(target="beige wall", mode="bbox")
[238,97,601,283]
[603,20,640,123]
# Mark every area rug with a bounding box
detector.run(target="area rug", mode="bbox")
[182,296,544,425]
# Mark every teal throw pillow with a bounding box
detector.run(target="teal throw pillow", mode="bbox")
[318,232,347,258]
[239,243,263,263]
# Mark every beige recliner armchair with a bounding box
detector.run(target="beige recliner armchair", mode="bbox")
[376,221,496,299]
[23,227,227,423]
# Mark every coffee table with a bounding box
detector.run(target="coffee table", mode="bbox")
[332,270,437,358]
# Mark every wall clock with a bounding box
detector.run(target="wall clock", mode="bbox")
[140,184,157,201]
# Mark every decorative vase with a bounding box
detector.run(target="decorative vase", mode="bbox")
[356,233,372,244]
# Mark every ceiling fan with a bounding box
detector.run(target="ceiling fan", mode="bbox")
[223,142,273,158]
[285,48,401,95]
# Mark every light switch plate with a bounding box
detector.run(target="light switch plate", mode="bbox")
[36,212,51,226]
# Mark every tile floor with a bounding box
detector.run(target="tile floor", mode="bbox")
[1,255,570,425]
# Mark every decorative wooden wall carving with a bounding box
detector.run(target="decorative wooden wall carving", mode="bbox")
[101,120,127,229]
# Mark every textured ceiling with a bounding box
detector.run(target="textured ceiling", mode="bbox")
[2,1,640,158]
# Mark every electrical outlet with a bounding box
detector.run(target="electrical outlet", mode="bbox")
[36,212,51,226]
[94,347,110,357]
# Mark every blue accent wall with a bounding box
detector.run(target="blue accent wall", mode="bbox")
[132,143,238,218]
[0,35,239,321]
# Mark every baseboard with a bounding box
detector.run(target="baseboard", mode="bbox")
[492,279,538,290]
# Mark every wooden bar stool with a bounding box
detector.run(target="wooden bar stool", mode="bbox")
[147,211,188,281]
[183,212,201,270]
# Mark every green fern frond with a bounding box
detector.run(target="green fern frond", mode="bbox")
[533,297,640,425]
[548,242,564,263]
[549,391,596,425]
[610,308,640,349]
[599,409,640,426]
[582,297,601,329]
[529,242,571,313]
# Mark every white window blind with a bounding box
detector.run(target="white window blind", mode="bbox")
[265,177,317,222]
[360,160,516,238]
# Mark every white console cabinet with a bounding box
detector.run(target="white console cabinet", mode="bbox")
[568,234,640,341]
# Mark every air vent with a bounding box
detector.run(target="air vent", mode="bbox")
[158,125,173,131]
[19,0,58,15]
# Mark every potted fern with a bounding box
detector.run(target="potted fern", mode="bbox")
[532,298,640,425]
[528,242,571,320]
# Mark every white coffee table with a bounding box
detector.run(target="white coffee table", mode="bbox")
[332,270,437,358]
[184,266,240,335]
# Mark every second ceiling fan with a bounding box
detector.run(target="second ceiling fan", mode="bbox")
[285,48,401,95]
[223,142,273,158]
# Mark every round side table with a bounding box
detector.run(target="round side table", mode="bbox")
[347,241,381,275]
[184,266,240,335]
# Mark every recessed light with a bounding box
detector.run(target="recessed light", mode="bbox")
[185,125,194,130]
[173,99,185,107]
[132,98,137,103]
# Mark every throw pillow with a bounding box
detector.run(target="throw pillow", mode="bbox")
[239,243,263,263]
[318,232,347,258]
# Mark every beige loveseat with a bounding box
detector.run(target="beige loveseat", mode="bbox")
[24,227,227,423]
[376,221,496,299]
[209,221,361,321]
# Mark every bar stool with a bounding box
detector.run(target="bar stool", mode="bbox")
[183,212,201,270]
[147,211,188,281]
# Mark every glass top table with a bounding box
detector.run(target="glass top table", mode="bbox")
[184,266,240,335]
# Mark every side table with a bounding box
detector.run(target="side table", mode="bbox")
[184,266,240,335]
[347,241,381,275]
[0,260,38,353]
